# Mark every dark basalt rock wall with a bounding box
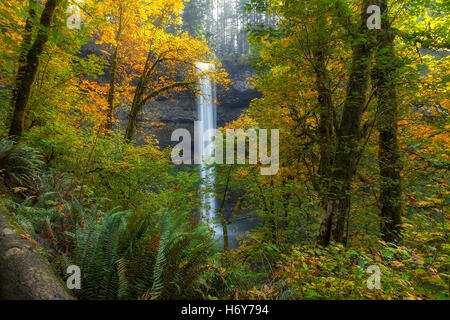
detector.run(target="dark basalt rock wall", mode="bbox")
[115,56,260,149]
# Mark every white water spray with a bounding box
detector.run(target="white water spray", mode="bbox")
[195,62,222,238]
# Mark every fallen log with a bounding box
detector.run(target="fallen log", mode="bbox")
[0,205,72,300]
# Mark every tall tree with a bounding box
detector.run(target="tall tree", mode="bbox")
[373,0,403,242]
[124,1,228,141]
[312,5,335,211]
[12,0,37,107]
[9,0,60,138]
[316,0,376,246]
[244,0,374,247]
[105,3,124,132]
[90,0,149,132]
[124,33,215,141]
[182,0,208,38]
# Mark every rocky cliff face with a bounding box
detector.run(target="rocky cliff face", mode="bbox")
[115,57,260,149]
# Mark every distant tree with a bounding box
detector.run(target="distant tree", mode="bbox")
[182,0,209,38]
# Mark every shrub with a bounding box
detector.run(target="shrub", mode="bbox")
[70,208,225,300]
[0,137,44,188]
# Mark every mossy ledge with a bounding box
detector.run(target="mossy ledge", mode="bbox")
[0,205,72,300]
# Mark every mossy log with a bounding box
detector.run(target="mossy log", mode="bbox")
[0,206,72,300]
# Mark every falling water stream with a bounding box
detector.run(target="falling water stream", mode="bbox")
[196,62,223,239]
[195,63,260,249]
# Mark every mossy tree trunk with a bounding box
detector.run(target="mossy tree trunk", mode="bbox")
[12,0,37,106]
[9,0,59,138]
[124,45,195,141]
[317,0,375,246]
[312,16,335,210]
[373,0,403,243]
[105,5,124,132]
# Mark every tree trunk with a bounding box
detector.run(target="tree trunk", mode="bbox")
[9,0,59,138]
[312,16,334,209]
[373,0,403,243]
[125,78,194,141]
[12,0,36,106]
[105,45,119,131]
[105,6,124,132]
[317,1,375,247]
[125,75,146,141]
[125,50,194,141]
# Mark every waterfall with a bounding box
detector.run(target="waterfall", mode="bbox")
[195,62,222,238]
